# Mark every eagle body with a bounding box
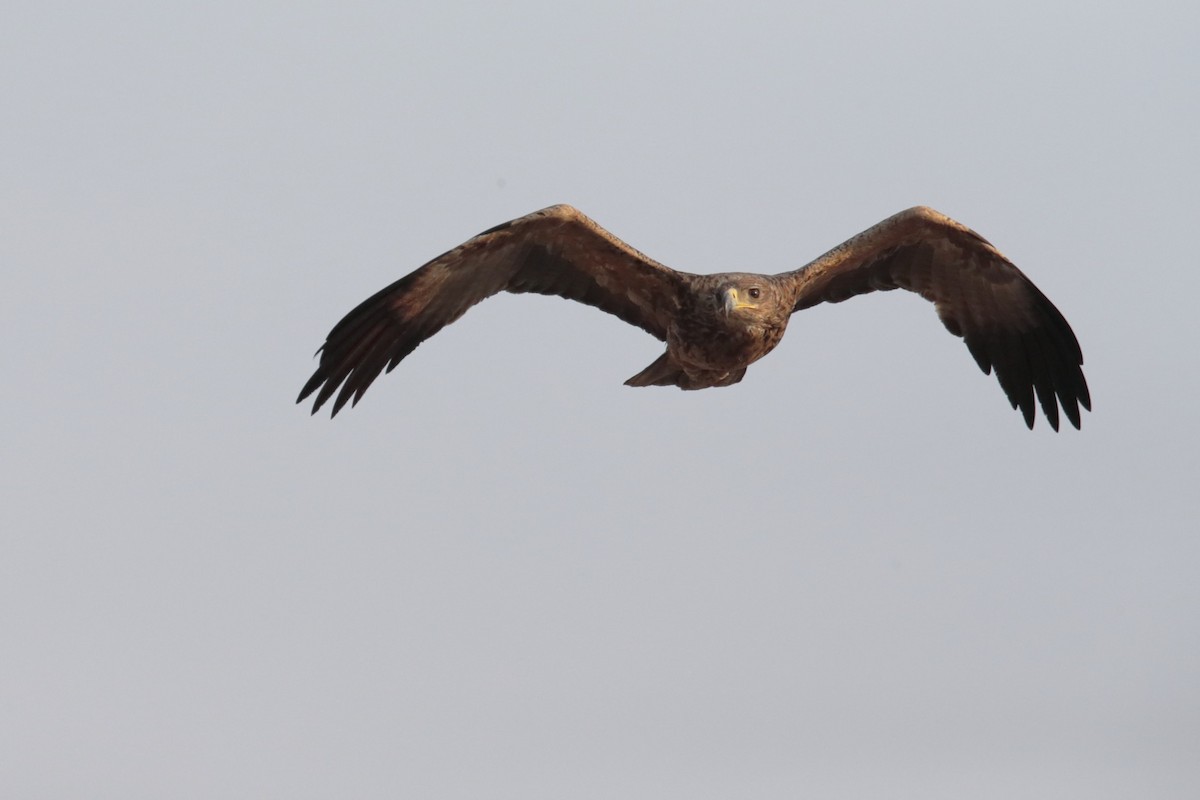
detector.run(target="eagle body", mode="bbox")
[299,204,1090,429]
[626,273,792,389]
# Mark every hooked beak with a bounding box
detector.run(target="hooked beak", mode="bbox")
[722,287,747,316]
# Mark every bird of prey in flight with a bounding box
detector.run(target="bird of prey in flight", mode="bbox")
[299,205,1090,429]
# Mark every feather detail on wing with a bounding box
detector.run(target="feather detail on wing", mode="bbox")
[297,205,686,415]
[782,206,1090,430]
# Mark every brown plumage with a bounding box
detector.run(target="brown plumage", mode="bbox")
[298,204,1090,429]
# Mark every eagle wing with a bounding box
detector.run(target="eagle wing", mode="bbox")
[781,206,1090,430]
[298,204,686,415]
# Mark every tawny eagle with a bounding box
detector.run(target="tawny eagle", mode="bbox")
[298,205,1090,429]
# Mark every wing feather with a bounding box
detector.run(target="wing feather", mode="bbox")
[298,205,686,415]
[783,207,1090,429]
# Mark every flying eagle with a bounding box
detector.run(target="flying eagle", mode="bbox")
[299,205,1090,429]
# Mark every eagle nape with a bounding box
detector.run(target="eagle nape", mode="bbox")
[298,204,1090,430]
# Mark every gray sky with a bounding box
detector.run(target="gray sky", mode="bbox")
[3,1,1197,797]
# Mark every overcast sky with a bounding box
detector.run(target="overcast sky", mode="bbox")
[3,1,1197,798]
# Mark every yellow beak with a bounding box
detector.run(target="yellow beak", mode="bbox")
[722,287,752,315]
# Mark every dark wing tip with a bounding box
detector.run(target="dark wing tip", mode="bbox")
[296,365,328,412]
[966,315,1088,431]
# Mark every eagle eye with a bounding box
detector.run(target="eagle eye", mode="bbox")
[748,287,761,299]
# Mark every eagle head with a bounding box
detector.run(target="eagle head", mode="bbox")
[718,277,778,320]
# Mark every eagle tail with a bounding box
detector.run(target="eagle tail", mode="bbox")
[624,353,684,388]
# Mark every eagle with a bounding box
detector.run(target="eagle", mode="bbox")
[298,205,1090,429]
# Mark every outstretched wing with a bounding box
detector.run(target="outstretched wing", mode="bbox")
[298,204,686,416]
[781,207,1090,430]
